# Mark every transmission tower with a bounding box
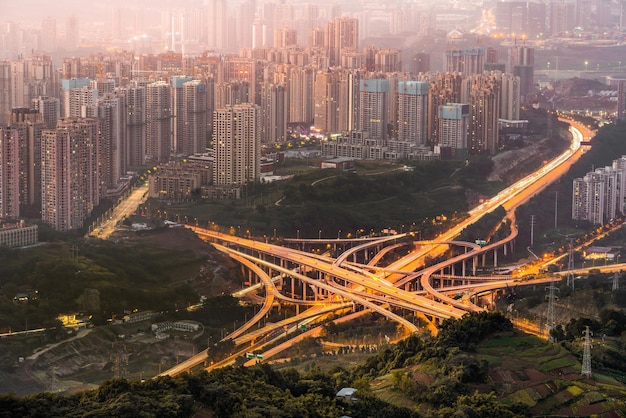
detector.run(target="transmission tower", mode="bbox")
[545,281,559,339]
[581,326,592,378]
[567,238,575,290]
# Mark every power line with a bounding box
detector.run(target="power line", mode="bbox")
[581,326,592,378]
[567,238,575,290]
[545,282,558,340]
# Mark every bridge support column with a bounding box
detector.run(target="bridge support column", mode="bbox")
[291,277,295,299]
[494,249,498,268]
[451,263,456,276]
[482,253,486,267]
[462,260,466,277]
[473,256,477,275]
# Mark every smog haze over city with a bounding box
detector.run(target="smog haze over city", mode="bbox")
[4,0,626,414]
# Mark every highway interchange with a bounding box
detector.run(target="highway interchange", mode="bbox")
[88,119,601,376]
[153,120,599,376]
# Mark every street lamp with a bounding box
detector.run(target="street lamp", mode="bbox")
[318,229,322,240]
[337,229,341,239]
[584,60,588,72]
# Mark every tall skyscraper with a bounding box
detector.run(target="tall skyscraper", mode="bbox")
[207,0,228,50]
[238,0,256,49]
[397,81,429,144]
[41,118,100,231]
[146,81,171,162]
[213,103,260,186]
[66,15,79,49]
[0,126,20,219]
[41,17,57,53]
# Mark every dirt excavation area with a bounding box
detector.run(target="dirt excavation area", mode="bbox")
[0,227,238,396]
[2,320,199,396]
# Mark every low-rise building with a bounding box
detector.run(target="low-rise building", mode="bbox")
[0,221,38,248]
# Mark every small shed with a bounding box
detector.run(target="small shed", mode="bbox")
[336,387,358,401]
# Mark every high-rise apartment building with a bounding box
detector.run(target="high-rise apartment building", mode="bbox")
[324,17,358,67]
[445,48,484,75]
[260,83,287,143]
[375,49,402,73]
[464,74,500,154]
[438,103,469,150]
[182,80,208,155]
[95,94,125,189]
[288,66,315,124]
[359,79,389,140]
[146,81,171,162]
[10,108,45,211]
[0,127,20,219]
[41,118,100,231]
[410,52,430,75]
[213,103,260,186]
[425,72,463,144]
[171,76,193,155]
[32,96,60,129]
[121,84,147,167]
[397,81,429,144]
[60,78,91,117]
[572,156,626,225]
[313,69,341,135]
[499,73,521,121]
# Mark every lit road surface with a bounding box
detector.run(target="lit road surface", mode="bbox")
[389,121,588,271]
[90,185,149,239]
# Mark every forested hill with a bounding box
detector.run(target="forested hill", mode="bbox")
[1,312,625,417]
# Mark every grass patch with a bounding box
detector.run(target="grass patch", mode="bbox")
[477,354,503,366]
[505,388,538,406]
[567,385,585,396]
[479,334,543,349]
[539,356,576,372]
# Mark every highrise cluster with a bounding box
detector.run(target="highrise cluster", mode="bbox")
[0,6,541,231]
